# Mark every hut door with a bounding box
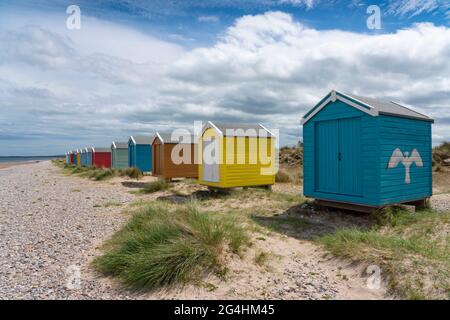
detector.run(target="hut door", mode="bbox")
[202,137,219,182]
[315,120,339,193]
[315,118,361,196]
[338,117,362,196]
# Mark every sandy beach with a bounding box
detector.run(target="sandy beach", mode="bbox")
[0,161,41,170]
[0,161,448,300]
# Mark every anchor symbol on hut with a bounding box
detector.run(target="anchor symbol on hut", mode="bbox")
[387,148,423,184]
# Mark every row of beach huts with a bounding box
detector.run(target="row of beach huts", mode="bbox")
[65,122,276,189]
[64,91,434,211]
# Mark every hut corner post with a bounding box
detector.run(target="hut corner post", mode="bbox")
[404,198,431,210]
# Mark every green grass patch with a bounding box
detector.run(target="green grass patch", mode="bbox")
[93,202,249,290]
[317,209,450,299]
[140,179,170,194]
[56,162,143,181]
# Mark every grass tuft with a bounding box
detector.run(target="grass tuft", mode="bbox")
[120,167,143,179]
[93,202,249,289]
[141,179,170,194]
[254,251,270,267]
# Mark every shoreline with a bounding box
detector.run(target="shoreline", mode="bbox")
[0,160,44,170]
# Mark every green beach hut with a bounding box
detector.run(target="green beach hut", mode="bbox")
[111,141,128,169]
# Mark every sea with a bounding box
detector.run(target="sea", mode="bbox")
[0,156,63,164]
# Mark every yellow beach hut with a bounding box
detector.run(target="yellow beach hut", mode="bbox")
[76,149,81,167]
[198,122,276,189]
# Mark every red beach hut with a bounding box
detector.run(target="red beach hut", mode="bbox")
[92,147,112,168]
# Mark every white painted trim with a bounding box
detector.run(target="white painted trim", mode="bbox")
[258,123,275,137]
[91,147,95,153]
[202,121,223,137]
[112,141,117,149]
[151,132,164,145]
[129,136,136,145]
[301,90,378,125]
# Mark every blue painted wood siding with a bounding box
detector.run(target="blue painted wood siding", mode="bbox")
[303,100,379,206]
[86,152,92,166]
[135,144,152,172]
[81,152,88,166]
[128,142,152,172]
[315,119,339,193]
[339,117,362,196]
[378,115,432,204]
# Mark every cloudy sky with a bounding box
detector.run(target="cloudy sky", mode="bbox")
[0,0,449,156]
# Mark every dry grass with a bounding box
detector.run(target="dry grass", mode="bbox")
[318,208,450,299]
[54,160,143,181]
[275,166,302,184]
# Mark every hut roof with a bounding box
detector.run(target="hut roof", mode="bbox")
[112,141,128,149]
[129,136,153,145]
[203,121,275,137]
[153,132,198,144]
[302,90,433,124]
[92,147,111,153]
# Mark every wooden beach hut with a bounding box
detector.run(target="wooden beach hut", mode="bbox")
[152,132,198,180]
[86,147,93,167]
[80,148,87,166]
[128,136,153,173]
[301,90,433,211]
[198,122,276,189]
[65,152,70,164]
[76,149,81,167]
[70,151,75,165]
[92,147,111,168]
[111,141,128,169]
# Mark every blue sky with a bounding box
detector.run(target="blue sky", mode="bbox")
[0,0,449,155]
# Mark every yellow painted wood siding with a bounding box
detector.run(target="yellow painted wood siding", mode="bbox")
[198,128,275,188]
[77,153,81,167]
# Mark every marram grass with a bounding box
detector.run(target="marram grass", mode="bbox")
[93,202,249,289]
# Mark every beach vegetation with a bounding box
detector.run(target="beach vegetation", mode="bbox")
[93,202,249,289]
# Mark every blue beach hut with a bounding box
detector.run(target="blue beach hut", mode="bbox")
[301,90,433,211]
[80,148,87,166]
[128,136,153,173]
[86,147,93,167]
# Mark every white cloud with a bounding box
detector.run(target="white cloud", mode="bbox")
[0,10,449,155]
[386,0,447,17]
[278,0,317,9]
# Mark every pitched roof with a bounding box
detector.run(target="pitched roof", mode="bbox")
[92,147,111,153]
[152,132,198,144]
[129,135,153,145]
[204,121,275,137]
[111,141,128,149]
[301,90,433,124]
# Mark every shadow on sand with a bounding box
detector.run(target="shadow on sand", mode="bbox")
[251,203,378,241]
[121,181,150,189]
[157,189,232,204]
